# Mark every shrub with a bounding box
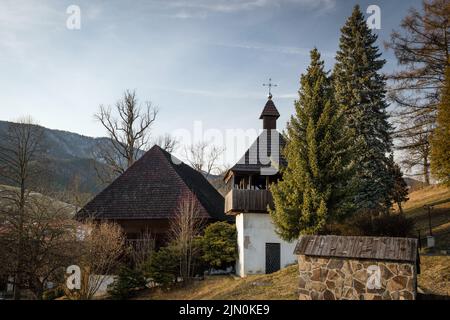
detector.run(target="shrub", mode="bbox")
[43,286,65,300]
[353,213,416,237]
[144,246,179,288]
[199,222,237,270]
[108,266,147,300]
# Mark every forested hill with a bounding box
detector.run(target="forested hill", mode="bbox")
[0,120,109,194]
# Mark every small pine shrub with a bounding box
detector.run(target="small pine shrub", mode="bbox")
[199,222,237,270]
[144,246,179,288]
[108,266,147,300]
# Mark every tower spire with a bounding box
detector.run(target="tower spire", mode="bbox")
[260,79,280,130]
[263,78,278,99]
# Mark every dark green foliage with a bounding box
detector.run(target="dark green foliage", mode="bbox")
[108,266,147,300]
[199,222,237,270]
[352,214,416,238]
[270,48,355,239]
[144,246,179,288]
[327,213,415,238]
[333,5,394,212]
[387,155,409,214]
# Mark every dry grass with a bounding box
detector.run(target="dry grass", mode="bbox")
[418,255,450,296]
[133,264,299,300]
[130,185,450,300]
[401,185,450,249]
[132,255,450,299]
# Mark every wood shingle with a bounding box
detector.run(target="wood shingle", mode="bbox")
[294,235,418,263]
[76,145,227,221]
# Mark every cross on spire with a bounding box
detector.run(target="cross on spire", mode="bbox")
[263,78,278,99]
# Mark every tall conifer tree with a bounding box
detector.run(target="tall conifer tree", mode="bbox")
[333,5,394,213]
[270,49,354,239]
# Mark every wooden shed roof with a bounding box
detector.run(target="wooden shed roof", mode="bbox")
[294,235,418,263]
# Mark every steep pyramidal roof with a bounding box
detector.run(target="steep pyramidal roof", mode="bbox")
[77,145,226,221]
[228,130,287,174]
[259,97,280,119]
[227,97,286,175]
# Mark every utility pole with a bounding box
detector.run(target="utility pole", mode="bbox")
[424,205,433,236]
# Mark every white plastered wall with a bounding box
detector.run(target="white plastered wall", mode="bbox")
[235,213,297,277]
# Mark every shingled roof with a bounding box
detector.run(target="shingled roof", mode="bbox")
[77,145,226,221]
[228,130,287,174]
[259,98,280,119]
[294,235,418,263]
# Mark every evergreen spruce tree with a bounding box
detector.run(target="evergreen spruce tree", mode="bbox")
[431,65,450,186]
[269,49,355,240]
[387,154,409,214]
[333,5,394,213]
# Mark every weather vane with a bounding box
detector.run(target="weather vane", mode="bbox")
[263,78,278,98]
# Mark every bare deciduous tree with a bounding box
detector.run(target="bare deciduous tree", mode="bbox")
[154,134,179,154]
[0,187,78,299]
[184,141,224,178]
[127,230,154,270]
[65,221,124,300]
[0,117,43,299]
[385,0,450,184]
[169,194,205,283]
[61,174,92,213]
[94,90,158,183]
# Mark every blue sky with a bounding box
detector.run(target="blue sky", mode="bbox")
[0,0,422,164]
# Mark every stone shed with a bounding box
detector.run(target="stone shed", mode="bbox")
[294,235,419,300]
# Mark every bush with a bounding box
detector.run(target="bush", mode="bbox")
[108,266,147,300]
[354,213,416,237]
[199,222,237,270]
[144,246,179,288]
[43,286,65,300]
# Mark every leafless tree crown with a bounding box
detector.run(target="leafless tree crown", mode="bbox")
[385,0,449,184]
[94,90,158,183]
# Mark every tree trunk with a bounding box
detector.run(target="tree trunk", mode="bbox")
[423,154,430,186]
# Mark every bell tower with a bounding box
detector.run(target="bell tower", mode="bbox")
[259,94,280,130]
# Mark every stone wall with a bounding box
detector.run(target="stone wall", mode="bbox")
[298,255,416,300]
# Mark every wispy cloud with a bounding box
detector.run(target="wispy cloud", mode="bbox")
[167,0,336,12]
[210,42,335,58]
[151,0,336,18]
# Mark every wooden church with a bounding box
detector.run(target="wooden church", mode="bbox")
[224,93,297,277]
[77,145,228,247]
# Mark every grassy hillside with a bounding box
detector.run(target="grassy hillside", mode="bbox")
[134,264,299,300]
[402,184,450,250]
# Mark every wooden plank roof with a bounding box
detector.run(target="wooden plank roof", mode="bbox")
[294,235,418,263]
[76,145,227,221]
